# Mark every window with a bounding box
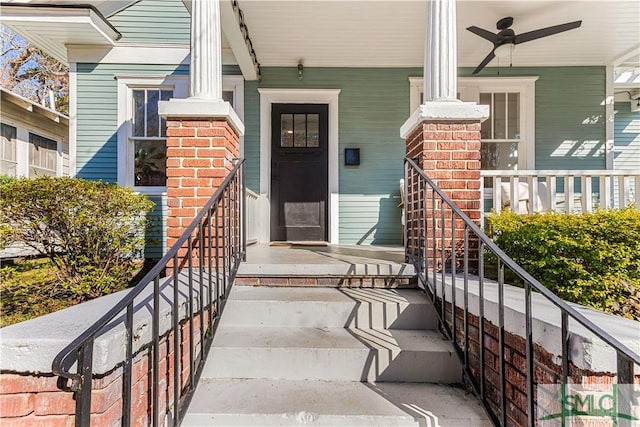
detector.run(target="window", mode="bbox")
[1,123,17,176]
[29,133,58,177]
[409,76,537,170]
[479,92,520,171]
[117,75,244,193]
[131,88,172,187]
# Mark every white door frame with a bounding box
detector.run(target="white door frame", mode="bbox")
[257,88,341,243]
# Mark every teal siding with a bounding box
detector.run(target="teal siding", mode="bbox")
[614,102,640,169]
[462,66,607,170]
[109,0,190,43]
[245,67,421,245]
[76,63,187,257]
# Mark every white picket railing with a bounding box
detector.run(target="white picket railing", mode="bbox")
[245,188,259,245]
[481,170,640,218]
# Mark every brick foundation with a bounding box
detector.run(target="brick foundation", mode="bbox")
[0,310,211,427]
[444,302,640,426]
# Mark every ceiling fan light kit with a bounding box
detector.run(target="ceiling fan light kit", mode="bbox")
[467,17,582,74]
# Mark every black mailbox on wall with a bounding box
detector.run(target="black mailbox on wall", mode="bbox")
[345,148,360,166]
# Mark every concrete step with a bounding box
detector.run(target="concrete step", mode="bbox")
[182,378,491,427]
[203,326,461,382]
[220,287,439,330]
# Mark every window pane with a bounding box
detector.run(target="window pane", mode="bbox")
[222,90,234,105]
[160,90,172,137]
[29,133,57,177]
[307,114,319,147]
[1,123,17,162]
[479,93,492,139]
[508,93,520,139]
[146,90,159,137]
[133,90,145,137]
[281,114,293,147]
[294,114,306,147]
[134,140,166,186]
[493,93,506,139]
[481,141,518,171]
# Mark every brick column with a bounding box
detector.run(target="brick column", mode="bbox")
[159,100,244,263]
[401,103,489,272]
[165,118,239,249]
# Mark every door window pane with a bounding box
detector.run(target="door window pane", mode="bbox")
[281,114,294,147]
[307,114,319,147]
[294,114,306,147]
[134,140,166,186]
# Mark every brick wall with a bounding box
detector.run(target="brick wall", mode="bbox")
[0,310,211,427]
[405,121,482,271]
[444,302,640,426]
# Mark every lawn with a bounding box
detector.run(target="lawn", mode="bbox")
[0,258,76,327]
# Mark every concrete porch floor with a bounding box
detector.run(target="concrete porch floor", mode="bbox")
[238,244,416,278]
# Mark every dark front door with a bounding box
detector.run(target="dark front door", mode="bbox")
[270,104,329,241]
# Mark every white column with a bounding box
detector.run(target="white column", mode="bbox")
[190,0,222,100]
[423,0,458,102]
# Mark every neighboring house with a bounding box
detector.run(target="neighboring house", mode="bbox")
[0,87,70,178]
[2,0,639,256]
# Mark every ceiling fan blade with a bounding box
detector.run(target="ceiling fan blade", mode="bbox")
[514,20,582,44]
[467,26,499,44]
[472,51,496,74]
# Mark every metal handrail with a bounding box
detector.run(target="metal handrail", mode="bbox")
[52,159,246,426]
[404,157,639,426]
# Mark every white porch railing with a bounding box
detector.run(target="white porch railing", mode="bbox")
[246,188,259,245]
[481,170,640,217]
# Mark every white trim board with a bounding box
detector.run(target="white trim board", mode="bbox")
[257,88,341,244]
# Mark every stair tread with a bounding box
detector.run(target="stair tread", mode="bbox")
[212,326,454,353]
[228,286,430,304]
[183,378,491,427]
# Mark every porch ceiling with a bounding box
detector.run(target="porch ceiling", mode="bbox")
[240,0,640,69]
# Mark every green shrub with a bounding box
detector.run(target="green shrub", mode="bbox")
[486,207,640,320]
[0,176,154,301]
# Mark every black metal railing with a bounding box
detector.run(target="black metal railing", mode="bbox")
[404,158,640,426]
[52,159,246,427]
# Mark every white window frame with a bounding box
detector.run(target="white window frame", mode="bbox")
[117,75,244,194]
[409,76,538,169]
[1,120,63,177]
[28,132,59,177]
[1,123,18,176]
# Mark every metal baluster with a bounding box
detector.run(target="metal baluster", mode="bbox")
[215,206,220,312]
[207,210,213,327]
[451,209,457,345]
[498,259,506,426]
[242,163,247,261]
[187,236,195,389]
[172,253,180,426]
[422,177,428,279]
[432,190,437,292]
[561,311,569,385]
[404,163,409,262]
[463,226,469,372]
[525,281,534,426]
[152,275,160,427]
[122,302,134,427]
[479,242,486,402]
[75,341,94,427]
[440,199,446,331]
[198,223,205,361]
[222,192,227,300]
